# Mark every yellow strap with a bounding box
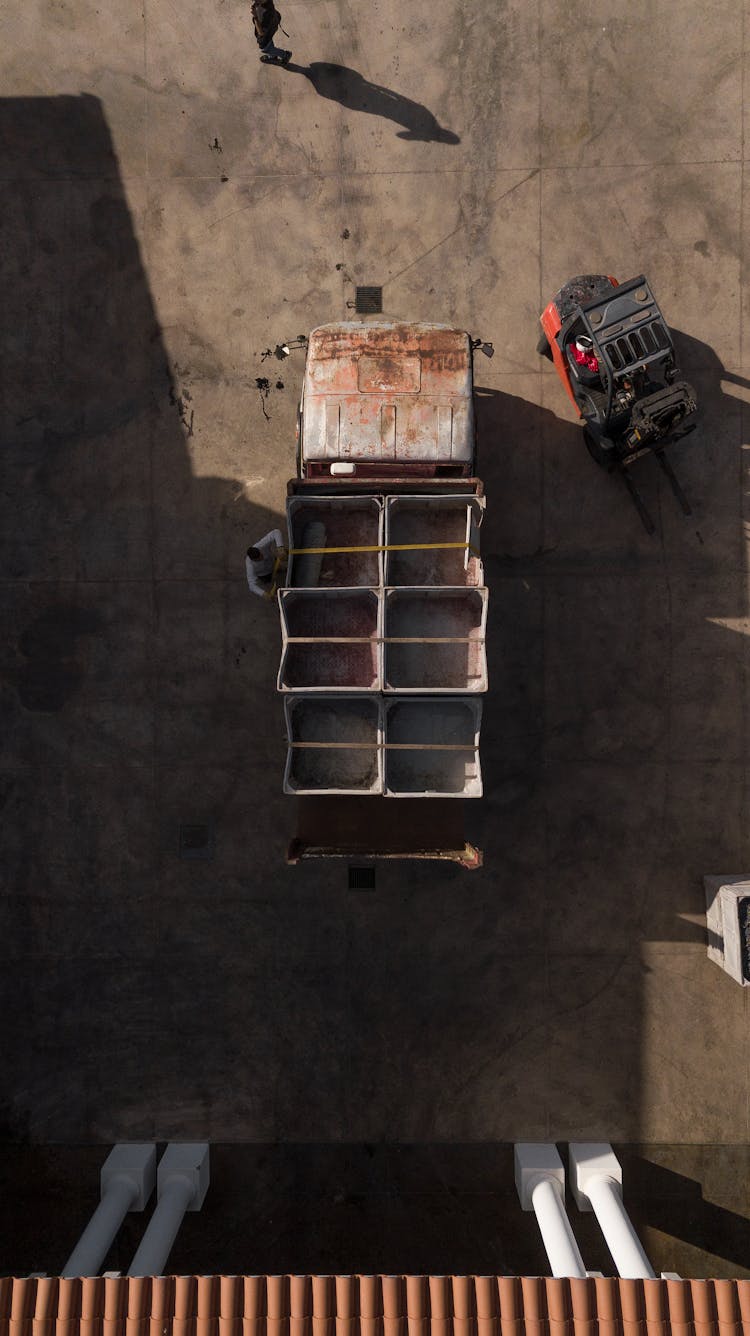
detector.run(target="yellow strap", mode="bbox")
[264,549,288,600]
[264,539,480,598]
[288,541,479,555]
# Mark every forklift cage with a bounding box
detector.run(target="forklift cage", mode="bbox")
[559,274,676,431]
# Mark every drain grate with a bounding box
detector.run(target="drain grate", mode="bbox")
[355,286,382,315]
[348,864,376,891]
[179,822,214,861]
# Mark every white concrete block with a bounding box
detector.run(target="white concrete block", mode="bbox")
[514,1142,564,1210]
[704,876,750,985]
[568,1143,622,1212]
[101,1143,157,1212]
[157,1143,210,1210]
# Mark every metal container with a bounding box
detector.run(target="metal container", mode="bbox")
[383,587,488,692]
[283,695,382,795]
[384,494,484,586]
[286,495,383,588]
[383,697,482,797]
[278,588,381,692]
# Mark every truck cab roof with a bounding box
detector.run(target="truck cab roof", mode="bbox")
[300,321,475,472]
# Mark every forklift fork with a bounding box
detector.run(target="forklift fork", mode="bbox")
[617,464,656,535]
[654,449,692,516]
[616,449,692,535]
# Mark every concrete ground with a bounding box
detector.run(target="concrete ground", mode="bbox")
[1,0,750,1278]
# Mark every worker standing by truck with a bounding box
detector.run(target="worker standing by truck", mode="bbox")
[246,529,284,597]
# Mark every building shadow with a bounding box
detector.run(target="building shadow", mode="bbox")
[0,92,281,1145]
[283,62,460,143]
[622,1152,750,1275]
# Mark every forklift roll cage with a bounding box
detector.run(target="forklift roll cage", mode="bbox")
[557,274,676,435]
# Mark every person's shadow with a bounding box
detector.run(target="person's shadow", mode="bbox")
[284,62,460,144]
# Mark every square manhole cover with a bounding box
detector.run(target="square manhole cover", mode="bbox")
[179,822,215,860]
[355,286,382,315]
[348,864,376,891]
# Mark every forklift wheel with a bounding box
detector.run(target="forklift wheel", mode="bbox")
[536,333,553,361]
[583,428,617,473]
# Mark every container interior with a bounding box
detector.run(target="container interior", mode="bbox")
[285,696,382,793]
[385,496,482,586]
[383,588,487,692]
[384,698,482,797]
[287,745,380,792]
[288,696,380,745]
[287,497,382,587]
[385,640,485,691]
[386,698,481,748]
[280,588,379,639]
[385,588,486,640]
[281,641,380,690]
[385,747,481,796]
[279,589,381,691]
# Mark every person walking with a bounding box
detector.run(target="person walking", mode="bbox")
[251,0,292,64]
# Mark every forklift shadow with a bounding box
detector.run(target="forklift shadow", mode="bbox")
[671,326,750,471]
[476,326,750,553]
[671,327,750,395]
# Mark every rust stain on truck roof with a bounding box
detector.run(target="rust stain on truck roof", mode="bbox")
[302,322,474,467]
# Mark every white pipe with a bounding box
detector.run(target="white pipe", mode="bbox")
[127,1176,195,1277]
[586,1175,655,1278]
[62,1176,137,1277]
[530,1175,587,1278]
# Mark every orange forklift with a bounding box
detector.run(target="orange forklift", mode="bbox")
[538,274,698,532]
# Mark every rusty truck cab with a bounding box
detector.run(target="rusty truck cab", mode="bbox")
[298,321,476,481]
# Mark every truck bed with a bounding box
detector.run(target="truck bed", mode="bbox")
[288,797,482,868]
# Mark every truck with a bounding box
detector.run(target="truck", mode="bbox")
[275,321,488,869]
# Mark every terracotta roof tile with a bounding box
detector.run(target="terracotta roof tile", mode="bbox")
[713,1279,739,1336]
[736,1283,750,1336]
[7,1277,750,1336]
[429,1281,451,1324]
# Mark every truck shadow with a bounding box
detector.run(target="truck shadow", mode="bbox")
[462,366,748,1146]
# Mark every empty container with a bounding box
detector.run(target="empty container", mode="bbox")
[384,495,484,586]
[284,695,382,794]
[286,495,383,588]
[384,698,482,797]
[279,588,380,640]
[278,588,381,691]
[383,587,488,692]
